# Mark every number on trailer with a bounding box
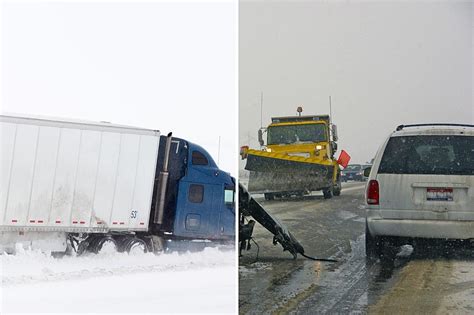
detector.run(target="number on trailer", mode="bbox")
[130,210,137,218]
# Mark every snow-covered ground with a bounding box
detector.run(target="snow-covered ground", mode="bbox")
[1,247,236,314]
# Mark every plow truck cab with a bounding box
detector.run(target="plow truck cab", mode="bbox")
[241,108,342,200]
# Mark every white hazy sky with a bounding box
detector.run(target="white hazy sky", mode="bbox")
[240,1,473,165]
[1,0,237,175]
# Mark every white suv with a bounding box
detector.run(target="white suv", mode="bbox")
[365,123,474,259]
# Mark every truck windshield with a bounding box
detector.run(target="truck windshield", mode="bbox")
[224,189,234,206]
[267,123,327,145]
[379,135,474,175]
[344,165,362,171]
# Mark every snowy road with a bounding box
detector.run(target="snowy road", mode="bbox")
[239,182,474,314]
[1,247,236,313]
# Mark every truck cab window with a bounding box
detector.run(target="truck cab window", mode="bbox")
[192,151,208,165]
[224,189,234,206]
[188,184,204,203]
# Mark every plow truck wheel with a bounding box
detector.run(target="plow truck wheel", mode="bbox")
[323,187,333,199]
[295,191,304,197]
[264,193,274,201]
[333,181,342,196]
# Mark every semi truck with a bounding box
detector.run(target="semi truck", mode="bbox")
[0,114,235,254]
[240,108,341,200]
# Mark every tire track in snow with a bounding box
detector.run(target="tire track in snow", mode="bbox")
[1,249,235,287]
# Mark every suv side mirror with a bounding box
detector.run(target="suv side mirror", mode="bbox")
[332,125,338,141]
[363,166,371,177]
[258,129,264,146]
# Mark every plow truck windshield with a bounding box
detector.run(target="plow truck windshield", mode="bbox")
[267,123,327,145]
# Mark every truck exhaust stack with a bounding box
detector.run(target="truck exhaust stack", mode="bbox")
[154,132,173,226]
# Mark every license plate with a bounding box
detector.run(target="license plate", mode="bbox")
[427,188,453,201]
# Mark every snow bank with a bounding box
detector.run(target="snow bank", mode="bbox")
[1,247,236,313]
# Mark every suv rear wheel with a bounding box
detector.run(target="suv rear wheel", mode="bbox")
[365,223,382,260]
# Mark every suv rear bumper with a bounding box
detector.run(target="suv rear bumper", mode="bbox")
[367,218,474,240]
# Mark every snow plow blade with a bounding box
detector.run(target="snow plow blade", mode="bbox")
[245,151,332,174]
[239,183,304,259]
[244,151,334,193]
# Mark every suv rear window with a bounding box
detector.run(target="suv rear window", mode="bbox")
[379,135,474,175]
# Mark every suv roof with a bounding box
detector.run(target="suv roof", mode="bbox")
[392,123,474,137]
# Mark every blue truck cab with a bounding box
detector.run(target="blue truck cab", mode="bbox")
[151,135,235,243]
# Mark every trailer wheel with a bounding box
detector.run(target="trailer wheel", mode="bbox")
[115,235,147,254]
[77,237,92,256]
[89,236,117,254]
[125,238,148,254]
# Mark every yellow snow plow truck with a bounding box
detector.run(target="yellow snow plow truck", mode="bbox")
[241,108,342,200]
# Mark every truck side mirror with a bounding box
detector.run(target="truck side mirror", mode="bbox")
[258,129,264,146]
[332,125,338,141]
[363,166,371,177]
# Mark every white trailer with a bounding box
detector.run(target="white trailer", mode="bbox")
[0,114,160,253]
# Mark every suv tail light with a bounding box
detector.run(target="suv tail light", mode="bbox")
[366,180,379,205]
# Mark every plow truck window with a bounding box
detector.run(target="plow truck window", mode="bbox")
[267,123,327,145]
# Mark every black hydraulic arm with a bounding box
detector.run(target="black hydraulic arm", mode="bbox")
[239,183,337,262]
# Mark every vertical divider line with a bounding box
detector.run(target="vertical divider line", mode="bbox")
[68,129,83,226]
[127,135,142,228]
[108,133,123,226]
[90,131,104,228]
[47,128,62,225]
[25,126,41,223]
[3,124,18,223]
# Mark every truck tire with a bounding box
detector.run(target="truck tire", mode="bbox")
[323,187,332,199]
[127,238,148,254]
[365,222,382,261]
[333,181,342,196]
[264,193,274,201]
[116,235,148,254]
[88,235,117,254]
[333,169,342,196]
[295,191,304,198]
